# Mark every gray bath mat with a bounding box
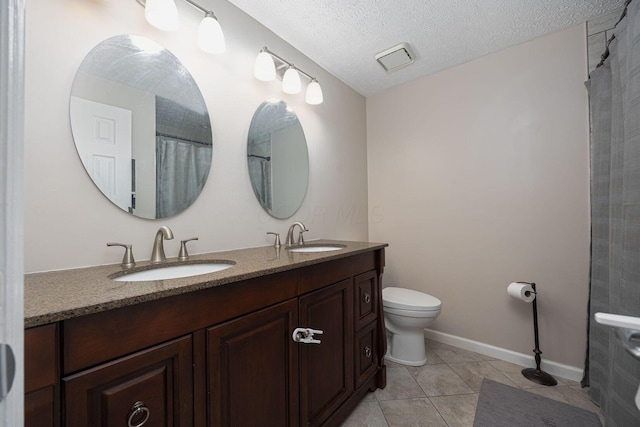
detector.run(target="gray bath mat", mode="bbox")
[473,379,602,427]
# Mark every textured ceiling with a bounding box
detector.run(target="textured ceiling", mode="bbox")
[228,0,625,96]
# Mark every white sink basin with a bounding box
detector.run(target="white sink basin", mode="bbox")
[111,261,235,282]
[287,244,346,253]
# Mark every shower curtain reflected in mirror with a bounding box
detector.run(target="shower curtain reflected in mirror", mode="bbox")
[587,1,640,425]
[248,134,272,211]
[156,136,212,218]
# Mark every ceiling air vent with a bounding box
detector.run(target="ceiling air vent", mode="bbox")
[375,43,415,72]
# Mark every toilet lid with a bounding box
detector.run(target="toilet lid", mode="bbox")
[382,287,442,311]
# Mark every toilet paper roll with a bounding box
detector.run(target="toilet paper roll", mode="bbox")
[507,282,535,303]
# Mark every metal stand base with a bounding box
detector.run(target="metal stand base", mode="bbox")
[522,368,558,386]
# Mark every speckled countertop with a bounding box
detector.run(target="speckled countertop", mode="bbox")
[24,240,387,328]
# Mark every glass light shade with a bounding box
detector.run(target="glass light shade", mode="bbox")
[198,14,225,54]
[144,0,180,31]
[305,79,323,105]
[254,51,276,81]
[282,66,301,94]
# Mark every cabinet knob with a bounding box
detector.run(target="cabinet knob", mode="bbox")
[128,401,150,427]
[364,346,372,358]
[363,293,371,304]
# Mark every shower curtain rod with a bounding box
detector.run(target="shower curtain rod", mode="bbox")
[596,0,633,68]
[156,132,212,146]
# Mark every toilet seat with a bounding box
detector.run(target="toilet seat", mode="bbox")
[382,287,441,312]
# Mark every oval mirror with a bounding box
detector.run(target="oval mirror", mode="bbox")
[70,35,213,219]
[247,100,309,219]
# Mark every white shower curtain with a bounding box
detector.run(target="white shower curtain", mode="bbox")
[156,136,212,218]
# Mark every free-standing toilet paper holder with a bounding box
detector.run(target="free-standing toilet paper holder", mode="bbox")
[515,281,557,386]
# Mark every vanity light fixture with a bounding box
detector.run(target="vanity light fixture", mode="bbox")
[282,66,302,94]
[136,0,225,54]
[254,49,276,81]
[143,0,179,31]
[254,47,324,105]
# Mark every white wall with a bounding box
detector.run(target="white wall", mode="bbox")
[24,0,368,272]
[367,25,590,368]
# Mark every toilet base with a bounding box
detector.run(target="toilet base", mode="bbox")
[385,332,427,366]
[385,353,426,367]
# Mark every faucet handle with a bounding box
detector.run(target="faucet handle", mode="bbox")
[297,229,307,245]
[107,242,135,268]
[178,237,198,261]
[267,232,281,249]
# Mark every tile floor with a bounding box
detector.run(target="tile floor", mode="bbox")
[342,339,603,427]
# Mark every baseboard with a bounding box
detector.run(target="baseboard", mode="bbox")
[423,329,584,382]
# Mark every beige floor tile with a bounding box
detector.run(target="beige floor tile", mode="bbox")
[555,375,581,387]
[412,364,474,397]
[487,359,582,389]
[361,391,377,402]
[432,342,494,363]
[486,359,550,389]
[341,400,389,427]
[383,359,405,369]
[448,361,517,392]
[375,367,426,401]
[379,399,447,427]
[424,346,446,365]
[348,339,601,426]
[429,394,479,427]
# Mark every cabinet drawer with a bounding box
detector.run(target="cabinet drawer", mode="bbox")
[25,324,57,393]
[354,271,378,330]
[63,269,298,373]
[63,335,193,427]
[355,321,378,388]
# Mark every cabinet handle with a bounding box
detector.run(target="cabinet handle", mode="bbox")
[364,346,372,358]
[128,401,150,427]
[363,293,371,304]
[292,327,323,344]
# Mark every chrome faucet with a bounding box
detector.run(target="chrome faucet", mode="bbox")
[150,226,174,264]
[285,222,308,246]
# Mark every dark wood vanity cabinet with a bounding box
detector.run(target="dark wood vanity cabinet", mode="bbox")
[206,299,299,426]
[25,323,58,427]
[62,335,193,427]
[27,248,386,427]
[299,279,354,427]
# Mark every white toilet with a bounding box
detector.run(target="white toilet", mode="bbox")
[382,287,442,366]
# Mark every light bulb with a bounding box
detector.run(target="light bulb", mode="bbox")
[144,0,179,31]
[254,51,276,81]
[305,79,323,105]
[198,13,225,54]
[282,66,301,94]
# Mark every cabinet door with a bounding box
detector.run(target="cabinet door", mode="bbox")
[25,324,58,427]
[207,299,299,426]
[63,335,193,427]
[299,279,354,427]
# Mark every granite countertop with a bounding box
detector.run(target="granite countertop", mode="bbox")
[24,240,387,328]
